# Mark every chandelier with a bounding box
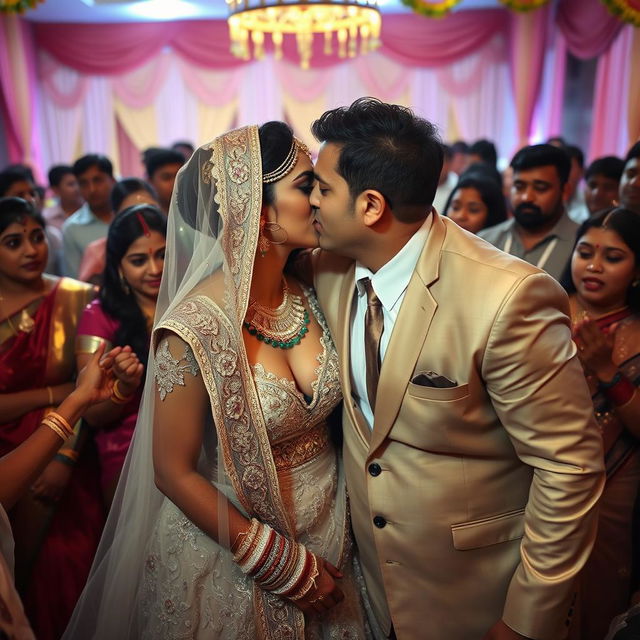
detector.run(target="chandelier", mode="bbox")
[227,0,382,69]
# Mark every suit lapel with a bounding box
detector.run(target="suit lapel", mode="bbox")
[368,213,446,456]
[337,264,372,446]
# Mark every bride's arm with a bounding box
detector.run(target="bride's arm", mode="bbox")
[152,332,248,549]
[152,332,345,614]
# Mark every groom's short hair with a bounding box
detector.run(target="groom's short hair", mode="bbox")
[311,97,443,223]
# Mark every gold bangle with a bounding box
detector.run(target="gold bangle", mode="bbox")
[111,379,135,404]
[42,417,68,441]
[42,411,74,439]
[46,386,53,406]
[59,447,79,461]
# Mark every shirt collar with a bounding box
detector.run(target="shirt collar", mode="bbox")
[355,215,432,311]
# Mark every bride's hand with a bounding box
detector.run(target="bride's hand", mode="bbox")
[294,558,344,615]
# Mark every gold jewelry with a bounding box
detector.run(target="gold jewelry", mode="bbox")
[46,386,54,406]
[112,379,135,404]
[244,279,308,345]
[0,293,35,335]
[258,218,271,258]
[119,272,131,295]
[263,222,288,245]
[41,411,74,440]
[262,137,311,184]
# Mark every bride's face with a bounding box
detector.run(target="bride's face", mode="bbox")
[266,152,317,250]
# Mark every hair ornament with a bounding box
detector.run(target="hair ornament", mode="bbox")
[263,137,311,184]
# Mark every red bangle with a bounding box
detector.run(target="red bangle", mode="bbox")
[603,375,636,407]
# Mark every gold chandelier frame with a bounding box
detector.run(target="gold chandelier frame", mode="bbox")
[227,0,382,69]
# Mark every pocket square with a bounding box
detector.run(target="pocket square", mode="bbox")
[411,371,457,388]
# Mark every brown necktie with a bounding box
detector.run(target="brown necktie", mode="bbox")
[362,277,384,410]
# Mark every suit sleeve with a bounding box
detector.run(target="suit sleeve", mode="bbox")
[481,271,605,640]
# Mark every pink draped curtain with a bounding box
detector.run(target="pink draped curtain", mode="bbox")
[556,0,623,59]
[588,25,635,161]
[0,15,43,177]
[1,3,633,173]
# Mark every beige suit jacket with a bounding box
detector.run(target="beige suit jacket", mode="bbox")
[313,214,604,640]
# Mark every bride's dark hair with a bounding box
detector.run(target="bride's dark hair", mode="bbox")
[259,121,295,206]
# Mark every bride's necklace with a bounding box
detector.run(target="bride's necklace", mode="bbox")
[243,279,310,349]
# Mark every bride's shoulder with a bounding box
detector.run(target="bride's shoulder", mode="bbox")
[189,271,226,303]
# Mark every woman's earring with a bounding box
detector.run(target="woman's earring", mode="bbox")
[119,272,131,294]
[263,222,288,245]
[258,218,270,258]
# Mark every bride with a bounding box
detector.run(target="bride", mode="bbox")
[64,123,373,639]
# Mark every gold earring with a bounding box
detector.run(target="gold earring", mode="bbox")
[258,218,270,258]
[263,221,288,245]
[119,272,131,294]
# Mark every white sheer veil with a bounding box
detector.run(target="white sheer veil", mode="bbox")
[63,126,263,639]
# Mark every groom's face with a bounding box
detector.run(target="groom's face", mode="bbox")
[311,143,363,258]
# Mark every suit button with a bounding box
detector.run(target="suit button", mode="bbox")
[373,516,387,528]
[368,463,381,477]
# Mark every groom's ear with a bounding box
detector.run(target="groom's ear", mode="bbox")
[359,189,386,228]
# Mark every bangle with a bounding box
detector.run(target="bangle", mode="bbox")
[54,452,77,467]
[600,372,636,407]
[111,379,135,405]
[233,518,319,601]
[41,411,74,440]
[599,371,623,389]
[46,386,53,406]
[59,447,79,461]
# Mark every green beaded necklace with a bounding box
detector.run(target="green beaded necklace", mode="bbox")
[243,309,310,349]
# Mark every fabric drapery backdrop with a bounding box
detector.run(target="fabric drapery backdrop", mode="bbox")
[1,0,638,176]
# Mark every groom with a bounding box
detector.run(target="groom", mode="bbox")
[309,98,604,640]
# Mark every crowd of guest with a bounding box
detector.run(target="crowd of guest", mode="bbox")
[0,128,639,639]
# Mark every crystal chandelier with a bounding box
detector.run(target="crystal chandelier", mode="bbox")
[227,0,382,69]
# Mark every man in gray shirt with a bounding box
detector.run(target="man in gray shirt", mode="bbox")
[480,144,577,281]
[62,154,115,278]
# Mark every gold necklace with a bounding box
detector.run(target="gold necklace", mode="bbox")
[243,279,309,348]
[0,291,36,335]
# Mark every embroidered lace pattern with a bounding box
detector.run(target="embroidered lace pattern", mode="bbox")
[154,338,200,401]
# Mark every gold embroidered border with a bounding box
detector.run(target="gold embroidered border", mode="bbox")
[272,422,330,471]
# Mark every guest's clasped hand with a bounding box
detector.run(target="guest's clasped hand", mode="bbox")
[573,317,618,381]
[109,344,144,398]
[30,343,137,504]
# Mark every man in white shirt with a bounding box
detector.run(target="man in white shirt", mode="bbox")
[309,98,604,640]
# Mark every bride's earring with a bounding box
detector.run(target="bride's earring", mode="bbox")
[263,221,288,245]
[258,218,270,258]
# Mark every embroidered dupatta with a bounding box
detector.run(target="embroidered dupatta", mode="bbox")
[155,126,314,639]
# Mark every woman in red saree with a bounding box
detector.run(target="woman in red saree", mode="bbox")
[563,207,640,640]
[0,197,104,640]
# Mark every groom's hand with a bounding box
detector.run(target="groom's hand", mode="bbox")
[482,620,531,640]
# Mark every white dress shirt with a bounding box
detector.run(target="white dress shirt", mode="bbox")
[350,217,431,429]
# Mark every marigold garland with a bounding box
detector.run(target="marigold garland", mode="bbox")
[497,0,550,10]
[0,0,43,13]
[399,0,461,18]
[600,0,640,26]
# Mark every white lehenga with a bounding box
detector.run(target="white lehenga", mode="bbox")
[138,289,370,639]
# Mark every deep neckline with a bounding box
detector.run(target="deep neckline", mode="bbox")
[251,285,328,408]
